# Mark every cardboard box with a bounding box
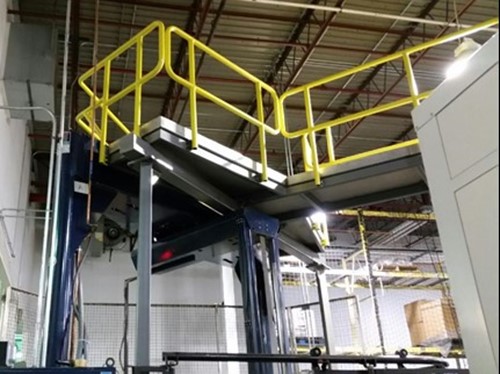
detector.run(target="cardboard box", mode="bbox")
[404,298,459,346]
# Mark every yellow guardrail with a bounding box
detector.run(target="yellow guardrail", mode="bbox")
[76,22,282,181]
[76,18,498,183]
[164,26,283,182]
[280,17,498,185]
[76,21,165,164]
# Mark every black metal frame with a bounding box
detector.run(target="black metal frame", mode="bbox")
[151,352,469,374]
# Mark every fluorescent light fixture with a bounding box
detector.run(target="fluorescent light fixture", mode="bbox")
[445,38,481,79]
[151,174,160,185]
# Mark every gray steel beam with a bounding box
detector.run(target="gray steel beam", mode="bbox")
[274,182,428,222]
[136,161,153,366]
[116,134,238,213]
[278,232,327,270]
[316,270,335,355]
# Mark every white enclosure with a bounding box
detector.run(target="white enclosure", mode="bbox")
[412,33,499,374]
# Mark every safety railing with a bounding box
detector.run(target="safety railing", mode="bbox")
[76,18,498,183]
[76,21,165,164]
[76,23,282,181]
[165,26,283,182]
[280,17,498,185]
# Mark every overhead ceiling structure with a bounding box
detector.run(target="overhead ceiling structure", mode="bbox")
[11,0,498,174]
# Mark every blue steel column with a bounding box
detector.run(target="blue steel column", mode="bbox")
[46,134,91,365]
[136,161,153,367]
[237,218,265,374]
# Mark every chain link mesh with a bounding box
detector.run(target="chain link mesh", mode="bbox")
[84,303,248,374]
[2,288,38,367]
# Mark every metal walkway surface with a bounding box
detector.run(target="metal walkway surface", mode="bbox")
[109,116,427,247]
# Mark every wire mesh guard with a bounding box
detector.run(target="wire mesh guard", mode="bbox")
[0,283,468,373]
[1,288,38,367]
[84,303,248,373]
[281,277,467,372]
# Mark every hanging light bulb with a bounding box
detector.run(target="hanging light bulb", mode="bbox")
[445,38,481,79]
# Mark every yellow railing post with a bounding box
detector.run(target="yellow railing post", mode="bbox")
[402,53,420,108]
[304,88,321,185]
[255,82,268,182]
[99,60,111,164]
[301,135,313,172]
[134,36,144,136]
[325,128,335,163]
[188,38,198,149]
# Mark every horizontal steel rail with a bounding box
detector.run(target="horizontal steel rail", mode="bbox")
[280,17,498,184]
[75,17,498,183]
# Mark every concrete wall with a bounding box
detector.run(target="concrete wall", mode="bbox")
[0,0,39,294]
[81,249,228,304]
[412,33,498,374]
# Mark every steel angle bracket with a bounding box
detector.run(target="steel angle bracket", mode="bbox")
[115,134,238,215]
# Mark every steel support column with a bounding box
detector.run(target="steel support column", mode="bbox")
[136,161,153,366]
[316,269,335,356]
[237,219,265,373]
[46,133,116,365]
[268,236,292,374]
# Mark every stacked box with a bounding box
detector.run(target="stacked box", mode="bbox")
[404,298,459,346]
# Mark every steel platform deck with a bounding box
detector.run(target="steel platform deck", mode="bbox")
[109,117,427,247]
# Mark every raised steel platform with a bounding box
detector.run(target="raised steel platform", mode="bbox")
[109,116,427,247]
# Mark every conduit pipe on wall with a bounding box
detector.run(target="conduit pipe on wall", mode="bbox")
[41,0,73,366]
[0,105,57,367]
[237,0,498,31]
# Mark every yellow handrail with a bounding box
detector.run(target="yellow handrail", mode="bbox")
[164,26,283,182]
[75,18,498,184]
[76,21,165,163]
[280,17,498,185]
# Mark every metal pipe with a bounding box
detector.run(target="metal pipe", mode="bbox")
[237,0,497,30]
[333,209,435,221]
[315,270,335,355]
[0,104,57,366]
[41,0,72,366]
[162,351,449,367]
[71,63,411,98]
[136,161,153,366]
